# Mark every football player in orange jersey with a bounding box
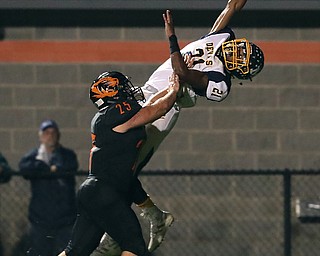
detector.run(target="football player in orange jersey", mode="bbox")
[58,71,180,256]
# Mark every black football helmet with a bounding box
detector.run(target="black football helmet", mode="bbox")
[219,38,264,80]
[89,71,145,110]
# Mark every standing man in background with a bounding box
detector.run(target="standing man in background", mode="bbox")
[19,119,79,256]
[0,152,12,256]
[0,152,12,184]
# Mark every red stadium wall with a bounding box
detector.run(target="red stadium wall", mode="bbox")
[1,40,319,63]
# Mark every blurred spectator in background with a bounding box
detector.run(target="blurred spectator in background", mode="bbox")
[19,119,79,256]
[0,152,12,184]
[0,152,12,256]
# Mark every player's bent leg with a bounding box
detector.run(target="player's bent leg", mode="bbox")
[134,107,178,252]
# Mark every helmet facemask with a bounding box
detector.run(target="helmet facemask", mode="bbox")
[221,38,264,80]
[122,78,145,102]
[222,38,250,75]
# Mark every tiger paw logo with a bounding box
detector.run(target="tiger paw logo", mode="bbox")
[91,77,119,98]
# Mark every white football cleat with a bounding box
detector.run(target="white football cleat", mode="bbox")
[141,207,174,252]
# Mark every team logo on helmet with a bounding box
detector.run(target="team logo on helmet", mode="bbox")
[90,71,145,110]
[91,76,120,99]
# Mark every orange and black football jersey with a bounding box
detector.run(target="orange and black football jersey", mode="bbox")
[89,98,146,191]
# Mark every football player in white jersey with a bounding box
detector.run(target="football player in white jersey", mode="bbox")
[91,0,264,255]
[139,0,264,173]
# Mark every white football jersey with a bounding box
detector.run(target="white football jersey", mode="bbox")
[143,27,235,102]
[135,29,236,170]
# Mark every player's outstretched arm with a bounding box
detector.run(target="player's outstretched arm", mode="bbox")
[210,0,247,33]
[113,73,180,133]
[163,10,208,90]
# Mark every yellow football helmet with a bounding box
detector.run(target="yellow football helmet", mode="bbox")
[221,38,264,80]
